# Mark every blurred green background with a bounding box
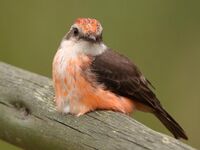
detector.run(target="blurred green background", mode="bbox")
[0,0,199,149]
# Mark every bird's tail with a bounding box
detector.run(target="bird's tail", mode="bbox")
[153,108,188,140]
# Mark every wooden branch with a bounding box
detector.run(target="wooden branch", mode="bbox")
[0,62,195,150]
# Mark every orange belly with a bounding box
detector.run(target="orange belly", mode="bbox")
[75,74,135,115]
[53,51,135,116]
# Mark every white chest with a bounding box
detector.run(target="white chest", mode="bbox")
[52,47,81,113]
[52,39,107,114]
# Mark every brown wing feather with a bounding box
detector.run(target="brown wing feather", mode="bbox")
[89,49,188,140]
[90,49,160,110]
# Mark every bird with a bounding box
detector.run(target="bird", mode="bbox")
[52,18,188,140]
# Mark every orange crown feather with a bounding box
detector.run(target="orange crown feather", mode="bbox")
[75,18,101,34]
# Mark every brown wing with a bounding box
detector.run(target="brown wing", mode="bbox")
[89,49,188,140]
[90,49,161,110]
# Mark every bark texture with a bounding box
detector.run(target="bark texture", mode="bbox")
[0,62,195,150]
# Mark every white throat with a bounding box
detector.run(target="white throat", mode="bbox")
[60,38,107,57]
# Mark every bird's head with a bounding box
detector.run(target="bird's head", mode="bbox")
[65,18,103,42]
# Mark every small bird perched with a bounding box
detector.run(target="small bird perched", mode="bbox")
[52,18,188,139]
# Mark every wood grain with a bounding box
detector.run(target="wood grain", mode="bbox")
[0,62,195,150]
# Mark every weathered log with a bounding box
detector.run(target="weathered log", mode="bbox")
[0,62,195,150]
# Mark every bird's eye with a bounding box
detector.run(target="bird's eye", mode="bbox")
[73,27,79,36]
